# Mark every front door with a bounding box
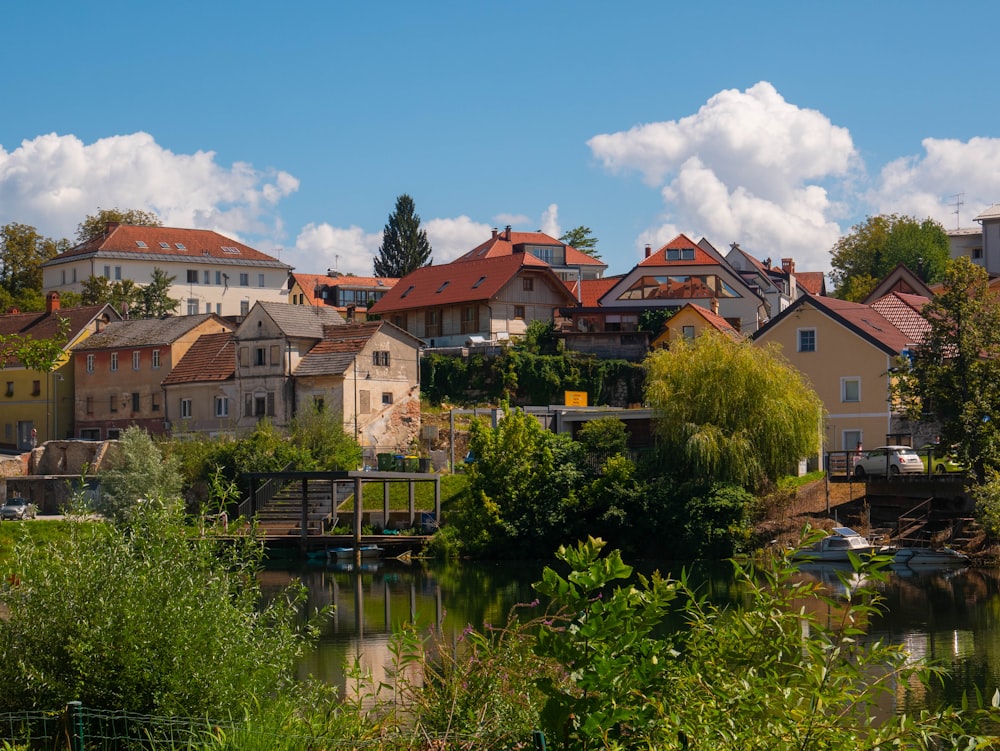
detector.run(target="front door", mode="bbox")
[16,421,35,451]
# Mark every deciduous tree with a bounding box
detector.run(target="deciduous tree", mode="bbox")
[830,213,949,300]
[76,206,162,244]
[373,194,432,278]
[0,223,67,306]
[645,331,822,490]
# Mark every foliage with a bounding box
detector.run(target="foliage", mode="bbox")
[0,500,315,717]
[972,468,1000,538]
[76,206,162,244]
[373,194,432,278]
[675,480,758,558]
[0,316,70,372]
[452,405,584,556]
[137,267,181,317]
[645,331,822,490]
[639,307,675,336]
[96,426,183,522]
[530,536,997,750]
[519,319,560,355]
[559,225,601,259]
[575,416,629,457]
[0,223,66,303]
[830,213,949,300]
[79,266,178,318]
[201,419,313,498]
[288,402,362,470]
[893,257,1000,483]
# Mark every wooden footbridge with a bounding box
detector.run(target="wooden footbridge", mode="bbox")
[239,470,441,559]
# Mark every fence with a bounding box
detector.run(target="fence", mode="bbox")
[0,702,548,750]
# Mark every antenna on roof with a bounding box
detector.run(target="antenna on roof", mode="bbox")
[952,193,964,229]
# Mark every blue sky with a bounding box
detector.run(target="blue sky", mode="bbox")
[2,1,998,281]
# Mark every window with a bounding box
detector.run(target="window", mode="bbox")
[187,298,198,316]
[110,394,118,413]
[425,309,441,338]
[681,325,696,341]
[32,380,40,396]
[136,241,148,248]
[114,266,121,280]
[514,305,525,319]
[151,394,160,412]
[842,378,861,403]
[216,303,222,314]
[159,241,170,249]
[80,427,99,440]
[240,299,250,315]
[86,396,93,415]
[187,269,199,283]
[203,270,211,285]
[523,277,534,291]
[103,265,111,279]
[205,302,211,314]
[239,273,249,287]
[107,428,121,440]
[215,271,222,284]
[152,350,161,369]
[180,399,192,419]
[87,354,95,373]
[215,396,229,417]
[392,314,406,329]
[974,247,983,260]
[5,382,12,397]
[373,351,391,367]
[255,348,266,366]
[844,430,862,454]
[61,269,66,284]
[258,273,265,288]
[111,352,118,372]
[461,305,478,334]
[176,242,186,250]
[132,351,140,370]
[382,392,393,405]
[797,328,816,353]
[131,392,140,412]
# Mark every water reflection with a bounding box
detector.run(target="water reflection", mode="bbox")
[261,558,1000,713]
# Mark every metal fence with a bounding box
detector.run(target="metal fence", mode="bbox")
[0,702,547,750]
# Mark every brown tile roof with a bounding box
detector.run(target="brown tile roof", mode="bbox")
[455,230,605,267]
[804,296,914,353]
[682,303,740,335]
[795,271,827,295]
[576,277,621,307]
[47,224,290,268]
[639,233,719,267]
[161,332,235,385]
[295,322,384,377]
[0,304,119,367]
[368,253,576,314]
[75,314,232,350]
[870,292,931,343]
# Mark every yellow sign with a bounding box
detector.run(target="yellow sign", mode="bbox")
[565,391,588,407]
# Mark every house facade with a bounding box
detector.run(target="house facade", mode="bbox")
[0,293,119,450]
[454,227,607,287]
[368,252,579,347]
[42,223,293,317]
[288,271,397,317]
[650,302,740,349]
[73,314,234,439]
[753,294,922,460]
[161,332,239,438]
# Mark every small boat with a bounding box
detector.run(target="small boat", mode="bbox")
[328,544,383,561]
[791,527,886,562]
[892,546,970,568]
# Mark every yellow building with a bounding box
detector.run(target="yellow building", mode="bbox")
[0,293,119,450]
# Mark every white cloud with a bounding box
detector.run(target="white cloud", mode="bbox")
[292,223,382,276]
[871,136,1000,228]
[425,215,493,263]
[539,204,560,238]
[492,213,531,228]
[589,82,859,270]
[0,131,298,242]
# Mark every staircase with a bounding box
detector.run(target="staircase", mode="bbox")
[894,497,933,546]
[253,479,338,537]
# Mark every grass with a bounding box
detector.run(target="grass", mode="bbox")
[337,473,468,512]
[0,519,80,566]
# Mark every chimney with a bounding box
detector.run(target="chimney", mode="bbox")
[46,291,60,314]
[711,297,719,315]
[105,221,120,236]
[504,225,512,241]
[645,244,652,258]
[781,258,795,275]
[491,227,498,240]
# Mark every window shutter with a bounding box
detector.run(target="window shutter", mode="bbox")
[239,347,249,367]
[244,394,253,417]
[266,392,275,416]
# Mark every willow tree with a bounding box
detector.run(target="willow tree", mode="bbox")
[645,332,822,489]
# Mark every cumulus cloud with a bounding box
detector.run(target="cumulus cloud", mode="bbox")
[292,223,383,276]
[539,203,560,238]
[871,136,1000,228]
[0,132,298,243]
[425,215,493,263]
[589,82,859,269]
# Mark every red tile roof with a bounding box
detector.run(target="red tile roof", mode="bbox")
[639,234,719,267]
[291,272,399,306]
[0,304,118,368]
[683,303,739,335]
[161,332,235,385]
[806,296,914,352]
[50,224,289,267]
[368,253,576,314]
[455,230,605,267]
[870,292,931,343]
[575,277,621,307]
[795,271,826,295]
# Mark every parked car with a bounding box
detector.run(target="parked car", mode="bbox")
[853,446,924,478]
[0,497,37,520]
[917,443,965,474]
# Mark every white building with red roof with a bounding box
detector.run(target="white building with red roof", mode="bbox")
[454,226,607,285]
[42,223,293,318]
[288,271,397,318]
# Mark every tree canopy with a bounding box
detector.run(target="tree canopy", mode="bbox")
[373,194,432,278]
[830,213,949,301]
[893,257,1000,483]
[645,332,822,490]
[80,267,179,318]
[0,223,68,311]
[559,226,601,259]
[76,207,162,244]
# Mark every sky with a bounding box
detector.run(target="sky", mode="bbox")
[2,1,999,283]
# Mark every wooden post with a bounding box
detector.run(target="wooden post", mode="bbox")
[353,477,363,549]
[383,480,390,532]
[408,478,415,525]
[301,477,309,545]
[434,475,441,528]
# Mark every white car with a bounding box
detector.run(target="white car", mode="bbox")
[853,446,924,478]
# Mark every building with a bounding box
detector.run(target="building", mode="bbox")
[288,271,397,317]
[73,314,235,439]
[368,252,579,347]
[42,223,293,317]
[0,293,120,449]
[650,302,741,349]
[161,332,239,438]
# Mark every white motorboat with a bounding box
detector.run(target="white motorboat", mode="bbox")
[892,546,970,568]
[328,544,383,561]
[791,527,886,562]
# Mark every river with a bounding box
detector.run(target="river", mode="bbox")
[260,556,1000,713]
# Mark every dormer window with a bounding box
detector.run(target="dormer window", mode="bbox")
[473,276,487,288]
[135,241,147,248]
[436,281,450,293]
[400,285,415,298]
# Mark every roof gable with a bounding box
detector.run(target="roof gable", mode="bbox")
[239,301,346,339]
[640,234,721,267]
[456,230,606,268]
[0,304,121,367]
[161,332,236,385]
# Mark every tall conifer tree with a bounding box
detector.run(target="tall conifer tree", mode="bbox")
[374,194,432,277]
